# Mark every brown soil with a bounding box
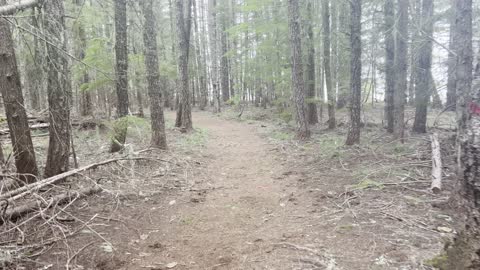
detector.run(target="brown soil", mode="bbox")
[8,110,457,270]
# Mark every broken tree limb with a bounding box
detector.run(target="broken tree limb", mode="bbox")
[0,123,49,135]
[430,133,442,194]
[0,0,40,15]
[1,186,101,224]
[0,158,125,201]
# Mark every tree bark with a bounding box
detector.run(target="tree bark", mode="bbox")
[430,133,442,193]
[43,0,71,177]
[446,3,476,266]
[455,0,473,136]
[209,0,221,113]
[336,1,350,109]
[412,0,434,134]
[110,0,130,153]
[287,0,310,139]
[0,2,39,183]
[174,0,193,130]
[219,4,230,102]
[323,0,335,129]
[393,0,408,140]
[345,0,362,146]
[384,0,395,133]
[74,0,93,117]
[142,0,168,149]
[445,0,457,111]
[25,8,43,112]
[407,0,421,106]
[193,0,208,110]
[305,1,318,125]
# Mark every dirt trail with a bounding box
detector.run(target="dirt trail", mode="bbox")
[124,112,314,269]
[33,111,447,269]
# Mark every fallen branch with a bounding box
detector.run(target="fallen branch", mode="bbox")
[0,123,49,135]
[430,133,442,194]
[1,186,101,224]
[65,241,96,270]
[0,0,40,16]
[0,157,132,202]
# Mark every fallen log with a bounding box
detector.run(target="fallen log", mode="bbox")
[430,133,442,194]
[0,121,85,136]
[0,157,148,202]
[1,186,101,224]
[0,123,49,135]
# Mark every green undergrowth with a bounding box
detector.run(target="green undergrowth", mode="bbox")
[424,253,448,269]
[176,128,209,149]
[349,179,385,191]
[270,131,294,141]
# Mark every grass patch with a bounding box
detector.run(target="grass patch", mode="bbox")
[177,128,209,148]
[350,179,385,190]
[313,133,344,158]
[270,131,294,141]
[424,253,448,269]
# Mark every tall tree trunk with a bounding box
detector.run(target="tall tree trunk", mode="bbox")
[430,70,443,109]
[323,0,335,129]
[407,0,421,106]
[26,8,42,112]
[455,1,473,136]
[0,2,39,183]
[412,0,434,134]
[219,6,230,102]
[208,0,221,113]
[110,0,130,153]
[193,0,208,110]
[74,0,93,117]
[445,0,457,111]
[336,1,350,109]
[331,0,338,111]
[305,1,318,125]
[384,0,395,133]
[43,0,71,177]
[142,0,168,149]
[287,0,310,139]
[446,2,476,268]
[174,0,193,130]
[346,0,362,146]
[167,0,177,111]
[394,0,408,140]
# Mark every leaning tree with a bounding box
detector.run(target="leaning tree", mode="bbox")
[0,0,39,182]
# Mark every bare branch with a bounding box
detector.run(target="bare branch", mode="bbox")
[0,0,40,16]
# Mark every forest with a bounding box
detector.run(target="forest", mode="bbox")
[0,0,479,269]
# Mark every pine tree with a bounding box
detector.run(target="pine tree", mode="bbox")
[412,0,434,134]
[346,0,362,146]
[0,0,39,182]
[142,0,168,149]
[287,0,310,139]
[44,0,72,177]
[174,0,193,130]
[110,0,130,153]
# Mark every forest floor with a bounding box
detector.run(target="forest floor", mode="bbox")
[2,106,460,270]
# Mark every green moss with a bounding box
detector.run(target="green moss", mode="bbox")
[352,179,384,190]
[270,131,294,141]
[278,111,293,124]
[393,144,409,154]
[424,254,448,269]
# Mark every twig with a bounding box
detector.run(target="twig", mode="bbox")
[65,241,96,270]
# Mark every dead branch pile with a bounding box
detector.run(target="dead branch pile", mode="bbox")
[0,150,204,267]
